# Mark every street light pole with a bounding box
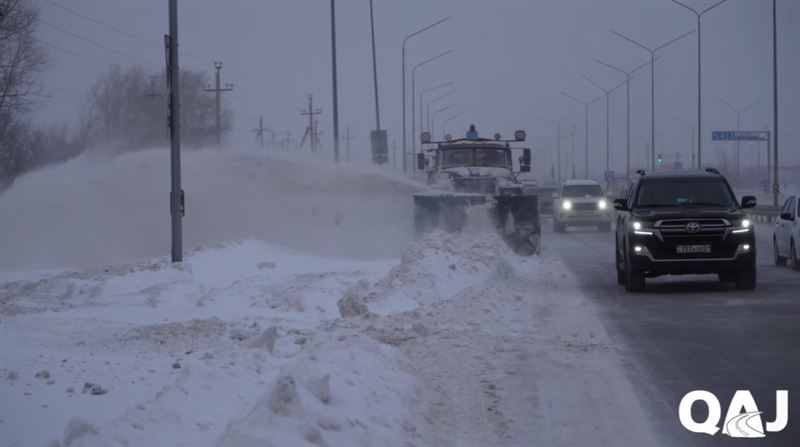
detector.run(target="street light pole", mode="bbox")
[411,50,453,168]
[562,92,603,178]
[611,29,694,171]
[717,97,762,189]
[431,104,455,138]
[595,58,657,180]
[426,90,454,132]
[368,0,381,130]
[671,0,729,170]
[401,16,452,172]
[418,81,454,132]
[167,0,182,263]
[330,0,340,163]
[537,111,574,185]
[675,117,695,169]
[442,112,464,138]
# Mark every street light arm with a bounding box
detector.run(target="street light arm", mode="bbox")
[582,74,609,94]
[741,98,763,114]
[595,59,628,78]
[559,110,575,123]
[412,49,454,74]
[610,29,653,54]
[700,0,729,16]
[717,96,739,114]
[675,117,693,129]
[402,16,452,46]
[443,112,464,125]
[630,55,661,75]
[428,90,455,105]
[420,81,454,96]
[653,29,694,52]
[536,116,556,124]
[670,0,701,17]
[561,92,588,106]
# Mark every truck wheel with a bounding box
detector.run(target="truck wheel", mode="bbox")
[624,251,645,292]
[774,237,787,266]
[615,248,624,285]
[734,268,756,290]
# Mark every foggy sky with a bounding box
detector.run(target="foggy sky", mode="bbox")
[32,0,800,180]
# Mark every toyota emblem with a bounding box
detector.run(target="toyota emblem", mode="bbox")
[686,222,701,233]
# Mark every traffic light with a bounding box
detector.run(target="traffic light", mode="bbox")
[657,154,664,165]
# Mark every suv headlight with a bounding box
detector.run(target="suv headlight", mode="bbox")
[631,220,653,236]
[562,200,572,211]
[732,218,751,234]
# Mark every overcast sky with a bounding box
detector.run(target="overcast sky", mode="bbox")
[32,0,800,180]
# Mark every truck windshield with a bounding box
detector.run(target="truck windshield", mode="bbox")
[636,178,735,207]
[441,148,509,168]
[561,184,603,197]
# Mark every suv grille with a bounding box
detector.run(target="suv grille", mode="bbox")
[657,219,729,239]
[573,202,598,211]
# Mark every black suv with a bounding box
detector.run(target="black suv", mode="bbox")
[614,169,757,292]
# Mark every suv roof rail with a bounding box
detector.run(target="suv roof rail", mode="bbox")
[705,167,721,175]
[635,169,646,176]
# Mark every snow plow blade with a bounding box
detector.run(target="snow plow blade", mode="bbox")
[414,193,540,255]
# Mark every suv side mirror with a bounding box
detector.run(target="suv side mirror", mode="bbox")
[780,212,794,221]
[741,195,757,209]
[417,153,425,171]
[613,198,628,211]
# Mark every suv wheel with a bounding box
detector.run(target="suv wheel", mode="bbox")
[792,239,800,271]
[624,249,645,292]
[734,268,756,290]
[615,248,624,285]
[774,237,787,266]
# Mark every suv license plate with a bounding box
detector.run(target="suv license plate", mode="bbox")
[676,245,711,254]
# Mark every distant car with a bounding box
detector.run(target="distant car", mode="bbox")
[773,193,800,269]
[552,179,611,232]
[614,169,757,292]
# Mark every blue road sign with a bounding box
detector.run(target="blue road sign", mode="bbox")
[604,170,614,181]
[760,179,769,189]
[712,131,769,141]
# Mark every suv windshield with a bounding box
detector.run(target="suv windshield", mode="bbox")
[561,184,603,197]
[441,147,509,168]
[636,177,735,208]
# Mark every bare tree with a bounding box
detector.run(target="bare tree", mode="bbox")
[1,0,46,182]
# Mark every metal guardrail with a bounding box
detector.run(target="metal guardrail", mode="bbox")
[746,205,782,224]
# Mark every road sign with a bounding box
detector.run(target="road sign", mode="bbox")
[712,131,769,141]
[760,179,769,189]
[604,170,614,182]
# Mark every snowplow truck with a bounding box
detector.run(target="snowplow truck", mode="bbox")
[413,130,540,255]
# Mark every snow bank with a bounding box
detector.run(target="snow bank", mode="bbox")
[0,148,421,271]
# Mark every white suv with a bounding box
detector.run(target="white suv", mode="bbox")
[773,193,800,269]
[552,179,611,232]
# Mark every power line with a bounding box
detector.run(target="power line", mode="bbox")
[37,18,160,68]
[35,38,117,67]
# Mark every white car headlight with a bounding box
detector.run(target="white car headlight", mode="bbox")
[741,219,750,228]
[732,218,751,234]
[631,221,653,236]
[632,221,642,230]
[562,200,572,211]
[598,200,608,210]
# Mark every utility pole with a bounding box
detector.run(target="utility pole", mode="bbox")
[343,127,354,162]
[253,115,269,149]
[166,0,182,263]
[299,94,322,151]
[595,57,657,180]
[611,29,694,171]
[772,0,779,207]
[562,92,603,179]
[203,62,233,148]
[330,0,340,163]
[670,0,730,170]
[401,17,452,173]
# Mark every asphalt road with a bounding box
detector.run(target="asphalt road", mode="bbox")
[544,219,800,446]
